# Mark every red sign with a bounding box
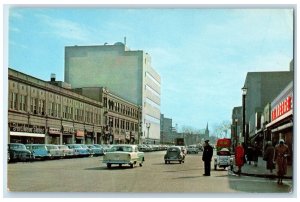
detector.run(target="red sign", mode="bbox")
[271,96,292,121]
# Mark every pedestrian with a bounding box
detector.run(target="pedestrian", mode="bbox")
[252,142,259,167]
[274,139,290,185]
[235,142,245,175]
[246,146,253,165]
[263,141,275,173]
[202,140,213,176]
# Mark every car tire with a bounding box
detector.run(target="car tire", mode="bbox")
[107,163,111,168]
[179,160,182,164]
[139,162,143,167]
[165,160,167,164]
[230,165,233,171]
[130,163,134,168]
[214,165,217,170]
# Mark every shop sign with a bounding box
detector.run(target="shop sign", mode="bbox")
[271,96,292,121]
[48,127,61,135]
[76,130,84,137]
[9,122,45,134]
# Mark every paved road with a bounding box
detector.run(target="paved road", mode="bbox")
[6,151,293,195]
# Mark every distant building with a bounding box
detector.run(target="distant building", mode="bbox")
[65,42,161,143]
[160,114,173,144]
[231,106,242,148]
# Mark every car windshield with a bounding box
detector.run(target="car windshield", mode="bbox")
[81,145,88,149]
[68,145,81,149]
[46,145,58,150]
[58,145,68,149]
[167,147,180,152]
[10,144,26,150]
[32,145,46,149]
[110,146,133,152]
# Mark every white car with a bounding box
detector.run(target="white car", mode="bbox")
[102,144,145,168]
[46,144,64,159]
[58,145,75,158]
[214,148,233,170]
[186,145,199,154]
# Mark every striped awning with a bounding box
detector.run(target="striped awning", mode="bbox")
[10,131,45,138]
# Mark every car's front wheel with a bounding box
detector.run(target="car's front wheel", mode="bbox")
[129,163,134,168]
[107,163,111,168]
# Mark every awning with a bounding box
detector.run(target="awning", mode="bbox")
[10,131,45,138]
[271,122,293,133]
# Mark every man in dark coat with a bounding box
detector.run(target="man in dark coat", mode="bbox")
[202,140,213,176]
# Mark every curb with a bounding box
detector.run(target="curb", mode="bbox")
[232,170,292,179]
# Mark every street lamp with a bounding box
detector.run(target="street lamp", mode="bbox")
[242,86,247,148]
[235,119,238,148]
[146,122,151,144]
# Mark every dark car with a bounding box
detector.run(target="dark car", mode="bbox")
[164,146,185,164]
[8,143,35,162]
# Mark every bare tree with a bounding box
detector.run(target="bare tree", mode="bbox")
[213,120,231,139]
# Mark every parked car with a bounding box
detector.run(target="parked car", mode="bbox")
[66,144,90,157]
[87,144,104,156]
[25,144,51,160]
[102,144,145,168]
[45,144,64,159]
[138,144,149,152]
[80,144,94,156]
[101,144,113,152]
[214,148,234,170]
[187,145,199,154]
[8,143,35,162]
[57,145,75,158]
[164,146,185,164]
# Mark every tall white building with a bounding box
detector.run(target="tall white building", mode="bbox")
[65,42,161,143]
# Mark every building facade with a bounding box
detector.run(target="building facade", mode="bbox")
[243,71,293,141]
[65,42,161,143]
[73,87,141,144]
[8,68,104,145]
[265,81,293,164]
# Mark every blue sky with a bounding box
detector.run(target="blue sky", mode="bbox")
[7,6,294,135]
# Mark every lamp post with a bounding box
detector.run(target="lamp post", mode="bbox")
[242,86,247,148]
[235,119,238,148]
[146,122,151,144]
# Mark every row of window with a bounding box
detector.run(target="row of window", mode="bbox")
[9,92,101,125]
[107,116,139,132]
[104,97,139,118]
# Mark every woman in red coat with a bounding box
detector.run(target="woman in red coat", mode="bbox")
[235,142,245,175]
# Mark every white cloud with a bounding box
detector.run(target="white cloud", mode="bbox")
[36,14,92,42]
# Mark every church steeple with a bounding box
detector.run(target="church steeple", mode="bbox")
[205,122,209,136]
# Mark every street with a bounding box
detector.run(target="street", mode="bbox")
[6,151,292,194]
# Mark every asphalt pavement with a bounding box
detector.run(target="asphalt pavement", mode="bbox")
[232,156,293,179]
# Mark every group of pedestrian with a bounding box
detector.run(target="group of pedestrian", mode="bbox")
[201,138,290,185]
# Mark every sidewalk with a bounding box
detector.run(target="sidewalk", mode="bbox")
[232,156,293,179]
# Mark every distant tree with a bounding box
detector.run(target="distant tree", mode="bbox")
[212,120,231,139]
[180,125,195,134]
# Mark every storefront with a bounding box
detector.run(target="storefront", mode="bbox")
[62,124,74,144]
[48,127,62,145]
[9,122,46,144]
[266,82,293,165]
[75,130,84,144]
